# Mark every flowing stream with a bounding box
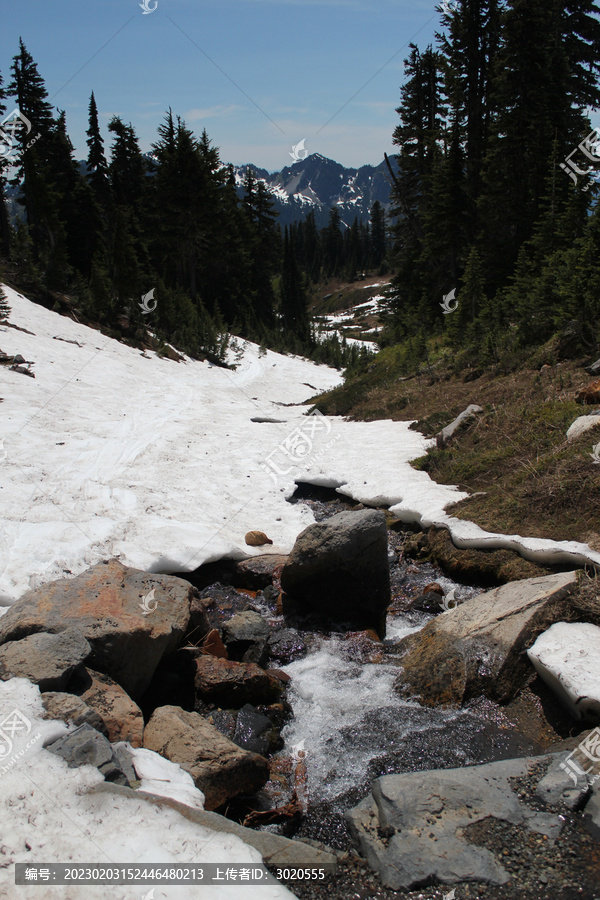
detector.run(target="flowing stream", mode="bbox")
[253,485,542,848]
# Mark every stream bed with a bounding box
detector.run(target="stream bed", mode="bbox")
[247,485,543,849]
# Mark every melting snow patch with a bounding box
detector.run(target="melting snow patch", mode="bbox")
[527,622,600,721]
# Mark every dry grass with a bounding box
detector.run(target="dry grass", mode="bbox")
[315,357,600,545]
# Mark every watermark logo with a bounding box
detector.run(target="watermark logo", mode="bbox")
[440,0,459,14]
[139,0,158,13]
[0,109,34,163]
[560,127,600,191]
[0,439,6,462]
[440,588,458,611]
[0,707,42,776]
[559,726,600,787]
[590,442,600,465]
[139,588,159,615]
[260,409,340,484]
[139,288,157,315]
[440,288,458,315]
[0,708,31,759]
[289,139,308,162]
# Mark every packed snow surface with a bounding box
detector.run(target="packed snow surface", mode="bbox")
[0,679,294,899]
[1,283,600,605]
[527,622,600,721]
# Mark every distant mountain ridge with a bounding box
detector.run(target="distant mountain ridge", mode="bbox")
[233,152,395,228]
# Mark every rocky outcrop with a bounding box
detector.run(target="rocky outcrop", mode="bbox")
[527,622,600,721]
[281,509,390,637]
[142,705,269,810]
[194,656,284,707]
[80,669,145,747]
[0,628,90,691]
[346,753,584,891]
[395,571,578,706]
[0,560,193,699]
[435,403,483,448]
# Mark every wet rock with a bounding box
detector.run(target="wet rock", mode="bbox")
[395,571,578,706]
[406,590,444,614]
[200,628,228,659]
[527,622,600,721]
[346,753,571,891]
[281,509,390,638]
[44,723,132,785]
[341,630,384,664]
[185,593,210,646]
[194,656,284,707]
[234,555,288,590]
[142,704,269,810]
[233,703,281,755]
[435,404,483,448]
[223,610,270,665]
[198,586,255,631]
[41,691,108,736]
[0,560,192,700]
[267,629,306,665]
[80,669,145,747]
[209,709,237,740]
[0,628,90,691]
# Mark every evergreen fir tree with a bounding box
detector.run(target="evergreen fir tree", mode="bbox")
[0,283,10,322]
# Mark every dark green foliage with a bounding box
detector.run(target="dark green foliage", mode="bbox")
[0,282,10,322]
[384,0,600,363]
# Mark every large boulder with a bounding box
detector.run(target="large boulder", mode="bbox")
[0,560,193,699]
[395,571,578,706]
[222,610,270,664]
[280,509,390,637]
[346,753,579,891]
[527,621,600,721]
[142,705,269,810]
[194,656,284,708]
[80,669,145,747]
[0,628,90,691]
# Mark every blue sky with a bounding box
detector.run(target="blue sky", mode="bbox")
[0,0,443,172]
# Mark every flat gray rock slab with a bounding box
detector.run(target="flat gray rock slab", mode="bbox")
[346,754,573,891]
[0,627,90,691]
[90,781,338,869]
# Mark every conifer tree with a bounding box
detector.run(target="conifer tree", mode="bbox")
[0,283,10,322]
[86,92,110,207]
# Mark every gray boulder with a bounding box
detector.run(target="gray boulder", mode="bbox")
[281,509,390,638]
[346,753,576,891]
[0,560,193,699]
[0,627,90,691]
[395,571,578,705]
[44,723,134,785]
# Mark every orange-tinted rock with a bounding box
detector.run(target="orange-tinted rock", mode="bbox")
[576,380,600,404]
[267,668,291,684]
[194,656,284,707]
[201,628,228,659]
[342,630,385,664]
[81,669,144,747]
[0,559,192,700]
[245,531,273,546]
[423,582,444,596]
